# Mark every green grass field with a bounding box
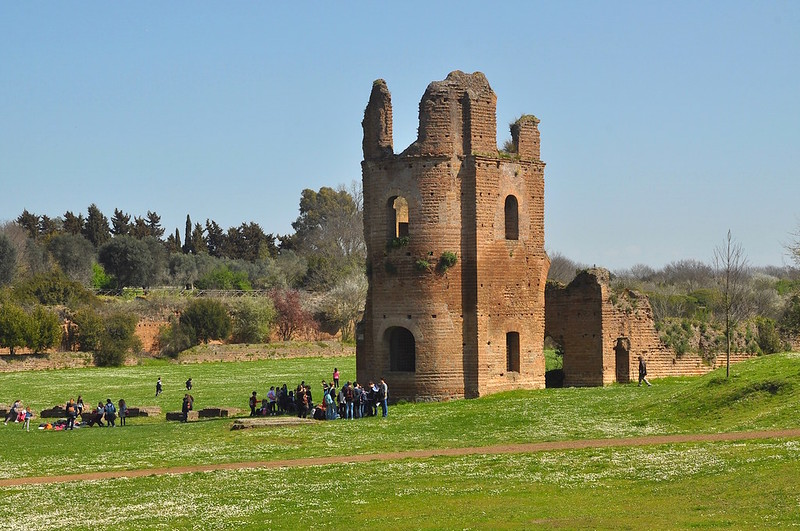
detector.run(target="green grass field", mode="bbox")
[1,352,799,529]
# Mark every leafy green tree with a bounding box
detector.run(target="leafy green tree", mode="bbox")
[83,204,111,247]
[179,298,231,343]
[183,215,193,254]
[229,297,276,344]
[191,223,208,255]
[26,305,62,353]
[146,211,165,239]
[223,222,276,261]
[205,219,225,257]
[168,254,199,289]
[110,208,132,236]
[15,209,40,240]
[0,302,30,354]
[47,233,96,284]
[98,235,155,288]
[91,263,113,290]
[72,307,104,352]
[165,228,181,254]
[290,185,365,290]
[14,271,95,307]
[0,233,17,286]
[62,211,84,235]
[130,216,150,239]
[38,215,60,241]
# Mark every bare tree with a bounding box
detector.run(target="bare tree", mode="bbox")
[547,252,585,284]
[713,230,750,378]
[788,223,800,268]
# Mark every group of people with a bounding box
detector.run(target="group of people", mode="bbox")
[3,399,33,431]
[64,396,127,429]
[249,368,389,421]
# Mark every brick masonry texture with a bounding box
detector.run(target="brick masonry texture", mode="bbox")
[545,268,756,386]
[358,71,549,400]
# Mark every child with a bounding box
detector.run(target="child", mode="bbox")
[118,399,127,426]
[23,407,33,432]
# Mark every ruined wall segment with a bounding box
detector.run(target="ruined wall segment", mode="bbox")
[546,268,758,386]
[362,79,394,160]
[358,71,548,400]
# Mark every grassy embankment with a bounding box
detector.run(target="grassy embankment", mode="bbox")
[0,352,798,528]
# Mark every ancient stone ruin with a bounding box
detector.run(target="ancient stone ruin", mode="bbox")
[357,71,749,400]
[357,71,550,400]
[545,268,755,386]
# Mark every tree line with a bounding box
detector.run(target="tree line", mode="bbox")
[0,184,367,363]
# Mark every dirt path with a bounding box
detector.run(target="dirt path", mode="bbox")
[3,428,800,488]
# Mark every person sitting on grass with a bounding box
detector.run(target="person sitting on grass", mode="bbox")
[4,399,21,425]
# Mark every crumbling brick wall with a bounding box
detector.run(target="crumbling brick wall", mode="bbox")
[546,268,756,386]
[358,71,549,400]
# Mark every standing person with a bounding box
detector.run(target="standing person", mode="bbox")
[104,398,117,427]
[267,386,277,416]
[118,399,127,426]
[65,398,77,430]
[185,378,193,391]
[23,407,33,432]
[181,394,191,423]
[344,382,354,420]
[638,356,652,387]
[332,368,339,388]
[76,395,84,416]
[380,378,388,418]
[4,399,21,425]
[353,382,363,419]
[369,382,379,417]
[156,377,163,397]
[249,391,258,417]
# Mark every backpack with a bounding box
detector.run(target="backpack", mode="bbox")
[345,387,354,401]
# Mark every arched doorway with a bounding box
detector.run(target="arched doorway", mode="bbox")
[386,326,415,372]
[614,337,631,383]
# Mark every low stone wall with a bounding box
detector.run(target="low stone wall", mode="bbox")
[166,411,199,421]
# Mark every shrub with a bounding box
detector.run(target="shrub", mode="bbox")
[270,289,317,341]
[179,298,232,344]
[195,265,252,291]
[0,302,30,355]
[386,236,409,250]
[26,305,62,353]
[414,259,430,272]
[756,316,782,355]
[72,307,105,352]
[438,251,458,273]
[94,312,141,367]
[14,271,95,307]
[229,297,276,344]
[157,320,195,358]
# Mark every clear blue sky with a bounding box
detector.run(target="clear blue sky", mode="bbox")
[2,2,798,271]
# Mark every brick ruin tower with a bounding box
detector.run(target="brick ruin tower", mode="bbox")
[356,71,549,400]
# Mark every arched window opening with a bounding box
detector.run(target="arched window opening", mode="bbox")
[388,326,415,372]
[505,195,519,240]
[387,196,409,239]
[506,331,520,373]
